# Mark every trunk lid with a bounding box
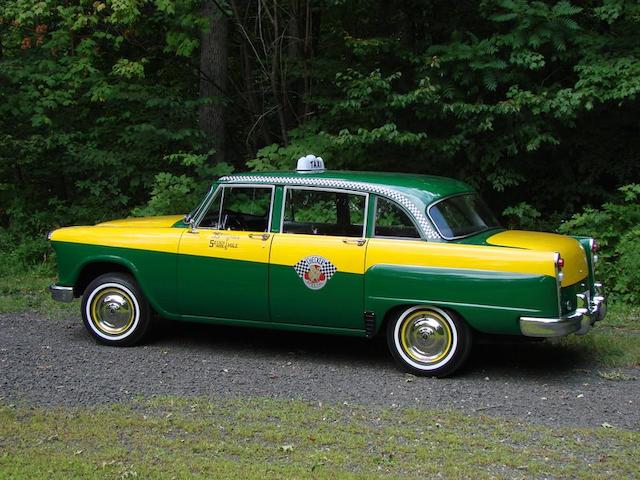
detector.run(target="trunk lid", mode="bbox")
[486,230,588,286]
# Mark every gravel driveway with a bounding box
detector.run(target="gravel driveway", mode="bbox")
[1,311,638,429]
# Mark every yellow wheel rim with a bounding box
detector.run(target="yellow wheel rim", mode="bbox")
[90,287,136,336]
[400,309,453,364]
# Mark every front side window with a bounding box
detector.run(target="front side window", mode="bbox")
[282,188,366,237]
[199,186,272,232]
[374,197,421,239]
[428,193,501,240]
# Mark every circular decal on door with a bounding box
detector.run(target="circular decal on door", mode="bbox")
[294,256,337,290]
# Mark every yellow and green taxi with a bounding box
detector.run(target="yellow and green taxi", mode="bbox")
[49,155,606,377]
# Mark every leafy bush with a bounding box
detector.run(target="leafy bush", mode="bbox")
[132,153,233,217]
[0,228,54,279]
[559,184,640,303]
[502,202,542,230]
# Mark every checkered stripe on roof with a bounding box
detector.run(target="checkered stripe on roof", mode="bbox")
[219,175,440,239]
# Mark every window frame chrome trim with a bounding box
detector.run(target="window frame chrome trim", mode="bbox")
[195,183,276,233]
[371,195,424,241]
[279,185,369,239]
[187,184,215,224]
[218,175,440,240]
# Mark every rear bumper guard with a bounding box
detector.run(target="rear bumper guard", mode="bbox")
[520,282,606,338]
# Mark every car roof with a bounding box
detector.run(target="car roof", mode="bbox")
[218,170,473,204]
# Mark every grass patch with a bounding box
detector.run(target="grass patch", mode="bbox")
[0,263,76,319]
[598,370,637,381]
[554,303,640,369]
[0,397,638,479]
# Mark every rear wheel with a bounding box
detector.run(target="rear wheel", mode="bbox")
[81,273,151,346]
[387,306,472,377]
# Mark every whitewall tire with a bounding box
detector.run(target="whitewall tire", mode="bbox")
[81,273,151,346]
[387,306,472,377]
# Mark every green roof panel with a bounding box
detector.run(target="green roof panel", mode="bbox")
[219,170,473,205]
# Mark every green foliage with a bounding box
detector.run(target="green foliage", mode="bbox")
[268,0,640,213]
[133,153,232,217]
[0,0,207,262]
[559,184,640,302]
[502,202,542,230]
[250,122,335,171]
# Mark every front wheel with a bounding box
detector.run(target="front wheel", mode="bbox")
[387,306,472,377]
[81,273,151,346]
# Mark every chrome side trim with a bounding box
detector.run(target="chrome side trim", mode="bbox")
[49,285,74,303]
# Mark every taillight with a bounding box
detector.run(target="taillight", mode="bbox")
[556,254,564,282]
[591,239,599,263]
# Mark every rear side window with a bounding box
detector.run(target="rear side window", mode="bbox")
[282,188,366,237]
[374,197,420,239]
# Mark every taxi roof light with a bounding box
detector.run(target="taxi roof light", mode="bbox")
[296,154,325,173]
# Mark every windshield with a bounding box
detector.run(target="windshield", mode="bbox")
[186,185,215,222]
[428,194,501,240]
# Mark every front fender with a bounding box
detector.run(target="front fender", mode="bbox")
[51,241,179,318]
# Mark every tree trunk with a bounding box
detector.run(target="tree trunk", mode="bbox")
[268,0,289,146]
[199,1,229,163]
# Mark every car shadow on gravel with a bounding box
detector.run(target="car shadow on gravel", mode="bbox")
[149,318,389,364]
[468,341,592,377]
[145,318,591,378]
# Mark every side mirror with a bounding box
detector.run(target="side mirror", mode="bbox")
[188,216,197,233]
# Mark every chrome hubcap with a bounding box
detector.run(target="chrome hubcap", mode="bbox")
[401,311,452,364]
[91,288,135,335]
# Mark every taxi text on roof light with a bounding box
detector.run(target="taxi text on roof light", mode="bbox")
[296,154,325,172]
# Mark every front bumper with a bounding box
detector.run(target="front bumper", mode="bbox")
[49,284,75,303]
[520,283,606,338]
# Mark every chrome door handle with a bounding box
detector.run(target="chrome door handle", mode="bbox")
[248,233,271,241]
[342,238,366,246]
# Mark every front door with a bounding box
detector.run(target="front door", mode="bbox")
[178,184,274,321]
[269,187,368,330]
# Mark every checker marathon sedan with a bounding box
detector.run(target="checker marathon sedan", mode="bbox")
[48,155,606,377]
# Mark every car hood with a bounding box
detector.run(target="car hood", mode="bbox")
[49,215,185,252]
[95,215,184,228]
[486,230,588,286]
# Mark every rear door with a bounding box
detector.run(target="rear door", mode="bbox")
[269,187,368,330]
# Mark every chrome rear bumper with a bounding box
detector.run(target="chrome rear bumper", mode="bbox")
[520,283,606,338]
[49,284,75,303]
